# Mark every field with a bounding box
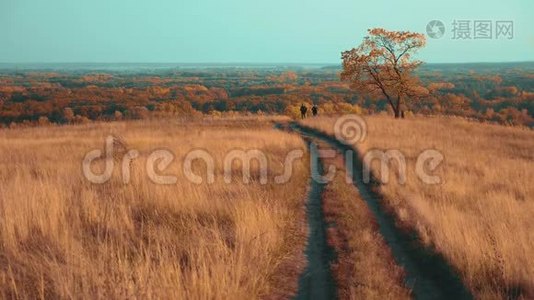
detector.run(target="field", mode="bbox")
[0,117,310,299]
[302,115,534,298]
[0,113,533,299]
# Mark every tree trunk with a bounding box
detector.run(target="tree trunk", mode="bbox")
[393,96,402,119]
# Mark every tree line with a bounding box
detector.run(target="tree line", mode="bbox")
[0,60,532,127]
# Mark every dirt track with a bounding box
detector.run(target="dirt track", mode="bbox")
[295,139,337,300]
[289,122,473,300]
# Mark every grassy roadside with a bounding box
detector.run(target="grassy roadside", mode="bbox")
[0,117,308,299]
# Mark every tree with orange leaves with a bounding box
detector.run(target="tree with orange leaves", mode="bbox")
[341,28,428,118]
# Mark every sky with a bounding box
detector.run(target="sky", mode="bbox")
[1,0,533,64]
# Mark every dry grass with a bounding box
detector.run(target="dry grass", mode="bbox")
[302,115,534,299]
[0,117,309,299]
[317,142,411,300]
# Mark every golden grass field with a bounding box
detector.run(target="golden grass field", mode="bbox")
[0,117,310,299]
[302,115,534,299]
[1,113,533,299]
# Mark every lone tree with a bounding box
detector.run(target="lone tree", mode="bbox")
[341,28,428,118]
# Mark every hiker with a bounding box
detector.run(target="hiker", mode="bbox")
[300,104,308,119]
[311,104,318,117]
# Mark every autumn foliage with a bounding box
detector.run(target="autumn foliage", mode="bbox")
[0,63,533,127]
[341,28,428,118]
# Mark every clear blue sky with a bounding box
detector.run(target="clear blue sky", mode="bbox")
[1,0,533,63]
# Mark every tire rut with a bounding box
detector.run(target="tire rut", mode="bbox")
[295,138,337,300]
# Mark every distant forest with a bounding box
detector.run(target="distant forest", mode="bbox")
[0,62,533,127]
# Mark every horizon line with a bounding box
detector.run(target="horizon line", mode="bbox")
[1,60,534,66]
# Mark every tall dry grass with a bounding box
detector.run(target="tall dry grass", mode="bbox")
[302,115,534,299]
[0,117,308,299]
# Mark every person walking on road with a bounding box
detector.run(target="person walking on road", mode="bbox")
[300,104,308,119]
[311,104,318,117]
